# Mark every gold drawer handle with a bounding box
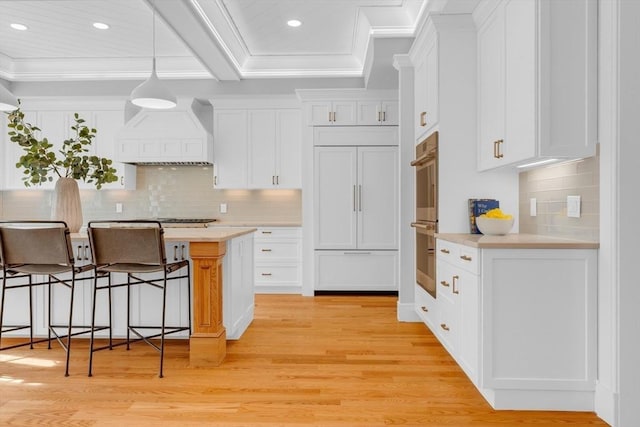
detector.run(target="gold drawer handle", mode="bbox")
[440,248,450,254]
[420,112,427,127]
[261,273,272,276]
[420,306,428,313]
[452,275,459,295]
[261,249,272,252]
[440,323,450,331]
[460,255,472,261]
[440,280,450,287]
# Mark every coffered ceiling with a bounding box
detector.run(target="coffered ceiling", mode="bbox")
[0,0,430,86]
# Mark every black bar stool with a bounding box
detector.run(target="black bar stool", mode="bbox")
[87,220,191,378]
[0,220,108,376]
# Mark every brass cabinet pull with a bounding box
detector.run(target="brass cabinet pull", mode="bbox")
[329,111,332,122]
[452,275,459,295]
[261,249,272,252]
[377,111,381,122]
[440,323,450,331]
[353,185,357,212]
[276,175,279,185]
[77,245,83,260]
[440,248,450,254]
[358,185,362,212]
[493,140,498,158]
[214,176,218,186]
[262,231,272,234]
[272,175,275,185]
[493,139,504,159]
[460,255,472,261]
[120,176,124,186]
[420,112,427,127]
[421,306,428,312]
[181,244,186,260]
[173,245,178,261]
[440,280,450,287]
[84,244,90,260]
[383,111,386,122]
[261,273,272,276]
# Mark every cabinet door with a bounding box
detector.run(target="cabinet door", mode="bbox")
[380,101,399,125]
[247,109,277,188]
[424,36,439,133]
[503,0,536,164]
[93,110,136,190]
[477,2,506,171]
[332,101,357,125]
[357,146,398,250]
[314,146,357,249]
[275,109,302,188]
[356,101,381,125]
[454,269,479,383]
[213,109,248,188]
[414,52,428,140]
[307,102,332,126]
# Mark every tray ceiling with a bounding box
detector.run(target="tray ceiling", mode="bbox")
[0,0,429,83]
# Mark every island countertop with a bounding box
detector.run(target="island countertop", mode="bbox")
[436,233,599,249]
[70,226,257,242]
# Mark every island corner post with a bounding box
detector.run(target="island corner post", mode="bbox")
[188,240,227,367]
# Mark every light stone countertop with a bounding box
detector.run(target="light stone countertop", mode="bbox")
[210,221,301,227]
[70,227,257,242]
[436,233,599,249]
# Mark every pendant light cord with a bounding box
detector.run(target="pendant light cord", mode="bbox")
[152,0,156,61]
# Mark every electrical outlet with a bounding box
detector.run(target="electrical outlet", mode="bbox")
[115,202,123,213]
[530,198,537,217]
[567,195,581,218]
[220,203,227,214]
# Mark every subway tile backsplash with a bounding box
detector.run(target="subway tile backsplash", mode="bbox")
[0,166,302,225]
[519,155,599,241]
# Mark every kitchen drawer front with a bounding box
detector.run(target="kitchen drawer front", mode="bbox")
[436,239,479,275]
[255,227,301,240]
[415,283,438,330]
[437,295,458,356]
[254,241,301,261]
[255,264,301,284]
[314,250,398,291]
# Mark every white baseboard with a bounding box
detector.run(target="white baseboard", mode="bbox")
[397,301,420,322]
[595,382,617,426]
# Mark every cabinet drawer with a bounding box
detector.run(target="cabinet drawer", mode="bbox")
[254,241,301,261]
[436,239,479,275]
[415,283,438,328]
[437,296,457,355]
[255,265,300,284]
[255,227,301,240]
[315,250,398,291]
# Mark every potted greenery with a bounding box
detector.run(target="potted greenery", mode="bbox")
[5,105,119,232]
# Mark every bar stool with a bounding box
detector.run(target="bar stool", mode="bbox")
[87,220,191,378]
[0,220,106,376]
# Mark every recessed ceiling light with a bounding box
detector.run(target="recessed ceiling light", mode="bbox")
[10,23,28,31]
[287,19,302,28]
[93,22,110,30]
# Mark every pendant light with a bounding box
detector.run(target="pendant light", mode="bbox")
[0,83,19,112]
[130,0,176,109]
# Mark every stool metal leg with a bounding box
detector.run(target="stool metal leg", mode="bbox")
[64,272,76,377]
[28,275,34,349]
[47,276,52,349]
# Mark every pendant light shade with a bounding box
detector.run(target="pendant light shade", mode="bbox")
[0,83,19,112]
[130,1,176,109]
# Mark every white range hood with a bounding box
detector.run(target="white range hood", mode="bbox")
[116,98,213,165]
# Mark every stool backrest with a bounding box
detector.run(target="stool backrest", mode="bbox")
[88,221,166,266]
[0,221,73,267]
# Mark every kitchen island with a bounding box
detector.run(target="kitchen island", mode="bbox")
[71,226,256,368]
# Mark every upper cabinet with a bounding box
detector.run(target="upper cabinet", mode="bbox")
[356,101,399,126]
[474,0,597,171]
[302,94,399,127]
[307,101,357,126]
[213,102,302,189]
[412,23,439,142]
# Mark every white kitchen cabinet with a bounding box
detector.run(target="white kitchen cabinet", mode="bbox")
[474,0,597,170]
[253,227,301,294]
[315,250,398,292]
[430,237,598,411]
[307,101,357,126]
[412,23,439,142]
[314,146,398,250]
[92,110,136,190]
[356,100,399,126]
[248,109,302,188]
[222,231,254,339]
[213,109,248,188]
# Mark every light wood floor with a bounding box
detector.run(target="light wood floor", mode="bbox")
[0,294,607,426]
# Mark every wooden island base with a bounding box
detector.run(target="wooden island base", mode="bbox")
[188,240,228,367]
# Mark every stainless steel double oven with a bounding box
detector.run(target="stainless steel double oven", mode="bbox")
[411,131,438,298]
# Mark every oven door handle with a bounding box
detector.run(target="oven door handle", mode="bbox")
[411,222,428,229]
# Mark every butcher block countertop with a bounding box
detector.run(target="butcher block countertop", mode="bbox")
[70,227,257,242]
[436,233,599,249]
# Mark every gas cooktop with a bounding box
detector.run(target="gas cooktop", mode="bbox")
[157,218,218,228]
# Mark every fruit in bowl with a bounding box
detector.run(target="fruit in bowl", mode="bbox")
[476,208,514,235]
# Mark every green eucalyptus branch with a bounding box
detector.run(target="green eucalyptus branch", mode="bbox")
[5,106,119,189]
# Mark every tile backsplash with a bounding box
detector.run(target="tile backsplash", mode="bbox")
[0,166,302,225]
[519,155,599,241]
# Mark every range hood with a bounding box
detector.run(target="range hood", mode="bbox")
[116,98,213,165]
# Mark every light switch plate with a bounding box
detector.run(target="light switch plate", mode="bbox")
[530,198,537,217]
[567,196,581,218]
[220,203,227,214]
[115,202,123,213]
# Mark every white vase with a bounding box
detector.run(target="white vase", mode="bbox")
[52,177,83,233]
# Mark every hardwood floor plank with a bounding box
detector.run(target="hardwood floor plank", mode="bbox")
[0,294,607,426]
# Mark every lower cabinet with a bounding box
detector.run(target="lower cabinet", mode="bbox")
[253,227,302,293]
[314,250,398,291]
[422,238,597,411]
